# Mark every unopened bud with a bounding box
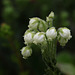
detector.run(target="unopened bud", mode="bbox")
[46,11,54,22]
[48,11,54,18]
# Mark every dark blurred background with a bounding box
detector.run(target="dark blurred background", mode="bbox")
[0,0,75,75]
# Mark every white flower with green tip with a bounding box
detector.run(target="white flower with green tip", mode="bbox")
[46,27,57,40]
[21,46,32,59]
[24,31,35,44]
[33,32,46,44]
[28,17,40,30]
[58,27,72,46]
[58,27,72,39]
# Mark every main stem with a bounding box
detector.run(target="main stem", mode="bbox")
[42,18,60,75]
[42,40,57,75]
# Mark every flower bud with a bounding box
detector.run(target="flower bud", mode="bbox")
[46,11,54,22]
[46,27,57,40]
[33,32,46,44]
[48,11,54,18]
[24,31,35,44]
[21,46,32,59]
[28,17,48,32]
[57,27,72,46]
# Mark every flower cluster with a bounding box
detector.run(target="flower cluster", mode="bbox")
[21,11,72,59]
[28,18,48,32]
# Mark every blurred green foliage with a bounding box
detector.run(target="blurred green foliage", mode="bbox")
[0,23,13,38]
[0,0,75,75]
[57,51,75,75]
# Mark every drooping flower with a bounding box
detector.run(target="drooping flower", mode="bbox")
[21,46,32,59]
[57,27,72,46]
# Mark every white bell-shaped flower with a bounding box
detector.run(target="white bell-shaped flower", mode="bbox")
[46,27,57,40]
[58,27,72,39]
[28,18,40,30]
[21,46,32,59]
[33,32,46,44]
[58,27,72,46]
[24,31,35,44]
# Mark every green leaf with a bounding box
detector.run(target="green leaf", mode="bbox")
[57,63,75,75]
